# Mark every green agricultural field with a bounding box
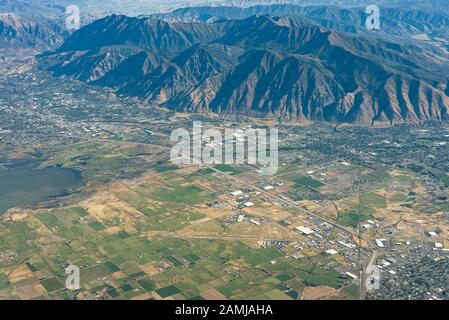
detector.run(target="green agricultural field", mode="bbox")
[151,184,207,206]
[214,164,246,175]
[337,210,373,227]
[41,278,65,292]
[294,176,325,189]
[426,167,449,187]
[153,165,179,173]
[0,273,10,290]
[276,274,293,282]
[361,167,391,187]
[103,261,121,273]
[156,285,181,298]
[304,267,345,289]
[0,210,356,300]
[343,284,359,300]
[89,221,107,231]
[390,193,409,203]
[71,207,89,217]
[360,192,387,208]
[137,279,156,292]
[0,147,356,301]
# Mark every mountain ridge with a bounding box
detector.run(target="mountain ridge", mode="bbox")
[39,13,449,125]
[0,12,66,49]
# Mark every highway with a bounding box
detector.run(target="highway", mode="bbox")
[69,133,377,299]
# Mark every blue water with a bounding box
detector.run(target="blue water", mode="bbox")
[0,161,83,214]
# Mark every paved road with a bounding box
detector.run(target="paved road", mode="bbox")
[360,250,379,299]
[206,164,366,241]
[160,232,308,242]
[74,134,374,243]
[71,134,377,299]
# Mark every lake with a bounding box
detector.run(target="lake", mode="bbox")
[0,161,83,214]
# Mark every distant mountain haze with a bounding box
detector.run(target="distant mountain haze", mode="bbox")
[0,12,66,49]
[2,0,449,21]
[148,4,449,40]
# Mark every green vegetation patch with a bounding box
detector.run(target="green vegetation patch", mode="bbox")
[276,274,293,282]
[71,207,89,217]
[214,164,246,175]
[166,256,183,267]
[88,221,106,231]
[286,290,299,299]
[120,284,134,292]
[26,262,39,272]
[360,192,387,208]
[188,295,205,300]
[103,261,121,273]
[41,278,65,292]
[118,231,131,239]
[107,288,120,298]
[0,273,9,290]
[337,210,372,228]
[151,184,206,206]
[137,279,156,292]
[81,265,110,283]
[343,284,359,300]
[294,176,324,189]
[427,167,449,187]
[183,253,201,264]
[129,271,146,279]
[304,268,345,289]
[362,167,390,184]
[240,246,285,266]
[217,278,247,298]
[36,213,60,228]
[199,168,215,174]
[156,285,181,298]
[154,165,179,173]
[390,193,409,203]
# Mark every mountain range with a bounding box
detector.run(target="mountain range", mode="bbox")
[0,12,66,50]
[149,4,449,40]
[37,10,449,125]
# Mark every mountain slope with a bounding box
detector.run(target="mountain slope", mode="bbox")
[0,12,66,50]
[149,4,449,40]
[39,14,449,125]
